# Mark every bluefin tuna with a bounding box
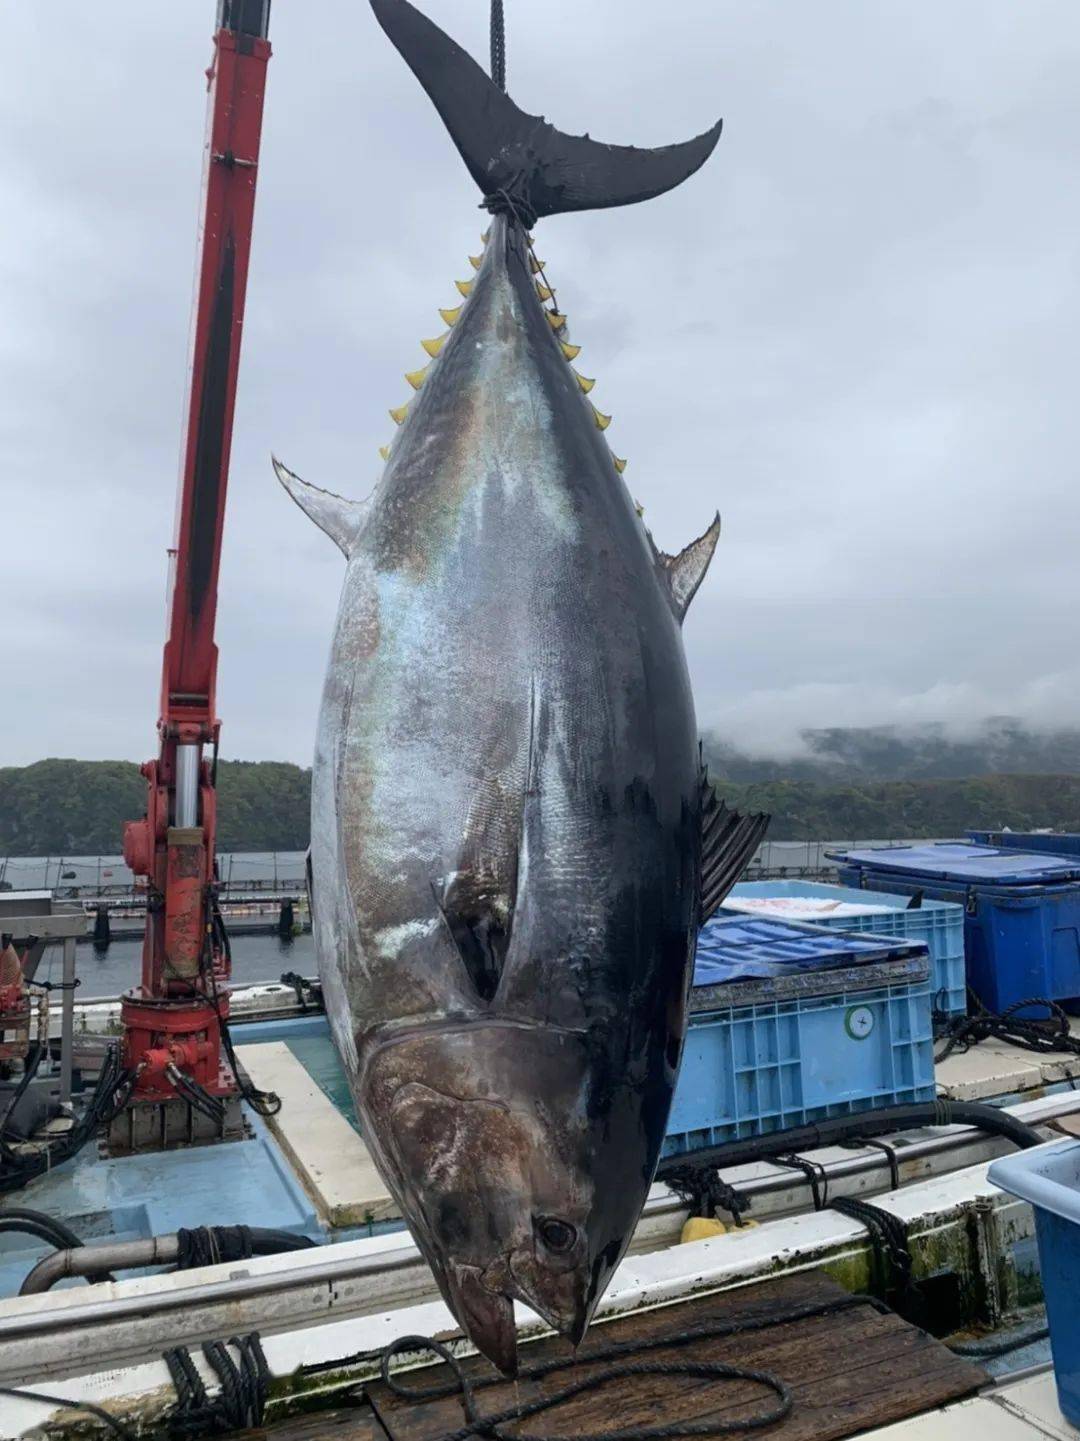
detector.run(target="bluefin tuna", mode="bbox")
[274,0,768,1374]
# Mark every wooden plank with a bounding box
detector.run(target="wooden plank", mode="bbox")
[365,1271,859,1441]
[365,1271,986,1441]
[240,1042,397,1225]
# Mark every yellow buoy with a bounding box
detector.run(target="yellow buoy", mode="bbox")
[680,1217,726,1244]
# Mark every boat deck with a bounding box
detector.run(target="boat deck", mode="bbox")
[243,1271,985,1441]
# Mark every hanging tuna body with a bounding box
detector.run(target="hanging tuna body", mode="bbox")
[275,0,767,1375]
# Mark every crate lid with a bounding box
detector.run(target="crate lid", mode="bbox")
[693,914,926,986]
[832,841,1080,886]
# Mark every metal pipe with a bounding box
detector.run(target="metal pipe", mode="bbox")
[59,937,76,1105]
[174,744,200,828]
[19,1235,179,1296]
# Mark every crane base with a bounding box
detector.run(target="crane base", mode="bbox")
[106,1094,246,1155]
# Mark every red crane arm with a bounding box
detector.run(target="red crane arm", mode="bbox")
[121,3,271,1113]
[164,10,270,740]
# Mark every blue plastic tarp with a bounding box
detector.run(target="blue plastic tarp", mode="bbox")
[692,914,918,986]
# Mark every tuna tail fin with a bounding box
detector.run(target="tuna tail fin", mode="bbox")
[699,758,770,922]
[369,0,722,224]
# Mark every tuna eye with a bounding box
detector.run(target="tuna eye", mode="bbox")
[537,1217,577,1254]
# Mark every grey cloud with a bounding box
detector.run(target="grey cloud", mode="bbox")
[3,1,1078,767]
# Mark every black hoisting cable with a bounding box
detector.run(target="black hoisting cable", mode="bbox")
[490,0,506,90]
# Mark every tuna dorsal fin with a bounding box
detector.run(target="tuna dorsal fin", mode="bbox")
[699,755,770,922]
[661,513,721,620]
[369,0,722,222]
[272,456,369,557]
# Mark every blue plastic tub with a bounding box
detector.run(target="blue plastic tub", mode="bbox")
[665,917,934,1155]
[723,880,966,1016]
[969,830,1080,859]
[832,845,1080,1014]
[835,841,1080,886]
[989,1140,1080,1427]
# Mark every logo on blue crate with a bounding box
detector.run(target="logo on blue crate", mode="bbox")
[844,1005,875,1041]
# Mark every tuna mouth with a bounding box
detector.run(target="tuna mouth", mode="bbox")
[445,1263,519,1377]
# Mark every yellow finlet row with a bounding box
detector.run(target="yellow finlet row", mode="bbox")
[381,243,629,485]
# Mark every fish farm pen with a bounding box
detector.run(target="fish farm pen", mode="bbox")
[0,841,923,952]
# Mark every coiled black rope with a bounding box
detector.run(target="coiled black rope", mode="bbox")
[380,1332,792,1441]
[948,1314,1051,1359]
[164,1331,270,1435]
[936,992,1080,1064]
[662,1164,752,1226]
[772,1154,829,1212]
[831,1195,923,1320]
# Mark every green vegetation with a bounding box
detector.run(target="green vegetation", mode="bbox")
[708,773,1080,841]
[0,759,311,856]
[3,741,1080,855]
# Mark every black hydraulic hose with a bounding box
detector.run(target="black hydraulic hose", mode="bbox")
[0,1209,117,1283]
[0,1041,44,1139]
[0,1207,86,1251]
[0,1043,133,1195]
[655,1101,1043,1184]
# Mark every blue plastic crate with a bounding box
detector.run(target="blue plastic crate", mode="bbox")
[722,880,967,1017]
[833,847,1080,1013]
[664,917,934,1156]
[990,1140,1080,1428]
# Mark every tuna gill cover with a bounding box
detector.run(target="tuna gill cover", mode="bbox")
[276,0,766,1377]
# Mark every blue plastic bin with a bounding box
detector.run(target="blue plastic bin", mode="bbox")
[835,842,1080,886]
[989,1140,1080,1427]
[664,917,934,1155]
[969,830,1080,859]
[722,880,966,1016]
[831,844,1080,1014]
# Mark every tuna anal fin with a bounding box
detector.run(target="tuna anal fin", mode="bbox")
[661,513,721,621]
[272,455,369,557]
[699,761,770,922]
[369,0,721,221]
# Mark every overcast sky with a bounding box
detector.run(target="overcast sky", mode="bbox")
[3,1,1078,767]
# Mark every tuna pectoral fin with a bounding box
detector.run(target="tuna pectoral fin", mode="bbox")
[272,455,369,557]
[661,513,721,621]
[370,0,721,222]
[699,764,770,921]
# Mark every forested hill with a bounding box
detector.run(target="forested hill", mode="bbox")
[709,773,1080,841]
[0,759,310,856]
[3,752,1080,855]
